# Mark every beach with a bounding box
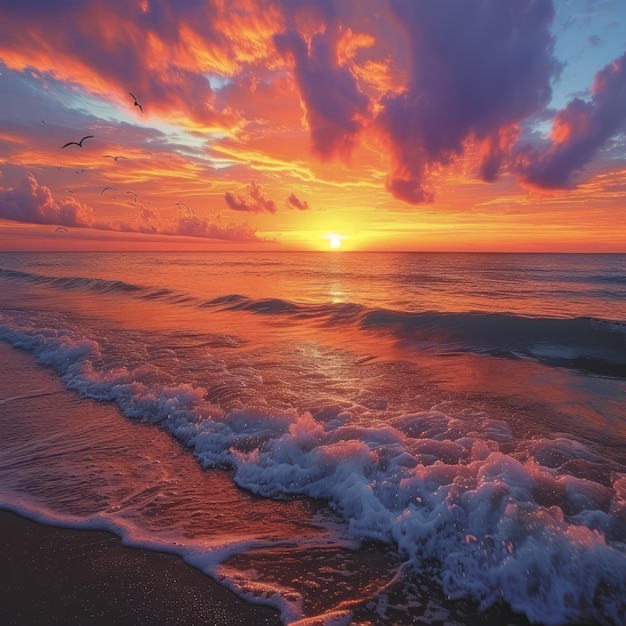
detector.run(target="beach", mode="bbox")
[0,341,281,625]
[0,510,281,625]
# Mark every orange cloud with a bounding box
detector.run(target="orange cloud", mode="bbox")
[0,1,283,133]
[519,51,626,189]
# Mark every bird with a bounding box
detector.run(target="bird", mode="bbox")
[100,186,119,196]
[104,155,126,162]
[129,92,144,113]
[55,226,68,233]
[61,135,94,148]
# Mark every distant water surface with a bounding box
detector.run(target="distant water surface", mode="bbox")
[1,251,625,625]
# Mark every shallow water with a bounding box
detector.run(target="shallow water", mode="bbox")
[1,251,625,625]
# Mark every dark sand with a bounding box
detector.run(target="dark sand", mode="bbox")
[0,509,282,625]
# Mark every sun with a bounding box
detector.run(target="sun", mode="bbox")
[326,234,343,250]
[329,235,342,249]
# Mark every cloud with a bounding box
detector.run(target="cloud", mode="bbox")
[286,191,310,210]
[376,0,558,204]
[274,15,370,161]
[225,180,277,213]
[0,172,95,227]
[2,0,624,215]
[517,51,626,188]
[0,0,278,131]
[113,206,262,242]
[0,172,265,242]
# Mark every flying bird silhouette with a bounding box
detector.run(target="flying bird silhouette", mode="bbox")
[100,186,119,196]
[104,155,126,162]
[55,226,68,233]
[61,135,94,148]
[129,92,144,113]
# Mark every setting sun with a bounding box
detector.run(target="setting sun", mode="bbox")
[328,235,342,249]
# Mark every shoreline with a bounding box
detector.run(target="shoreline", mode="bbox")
[0,341,284,625]
[0,509,282,625]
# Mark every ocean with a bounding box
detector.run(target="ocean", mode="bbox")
[0,251,625,625]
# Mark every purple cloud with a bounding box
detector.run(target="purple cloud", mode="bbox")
[0,172,95,227]
[517,51,626,188]
[274,25,370,160]
[377,0,558,204]
[225,180,277,214]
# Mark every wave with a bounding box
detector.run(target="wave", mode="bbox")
[217,297,626,377]
[0,314,625,625]
[2,266,625,378]
[0,267,197,305]
[585,274,626,287]
[358,309,626,377]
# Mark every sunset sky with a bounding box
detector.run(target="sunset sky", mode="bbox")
[1,0,625,252]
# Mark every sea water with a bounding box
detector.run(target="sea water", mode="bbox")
[0,251,625,625]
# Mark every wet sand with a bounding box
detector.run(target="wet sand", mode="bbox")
[0,509,281,625]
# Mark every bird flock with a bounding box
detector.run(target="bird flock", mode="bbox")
[54,91,201,235]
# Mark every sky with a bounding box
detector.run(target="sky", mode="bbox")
[0,0,625,252]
